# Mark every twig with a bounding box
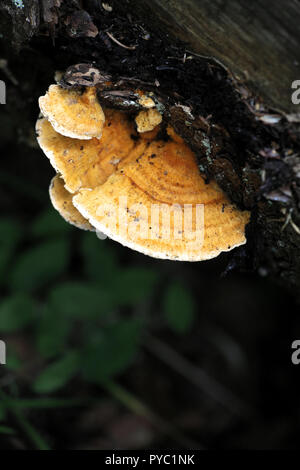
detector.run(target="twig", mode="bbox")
[102,379,204,449]
[281,208,300,235]
[145,334,255,419]
[106,32,136,50]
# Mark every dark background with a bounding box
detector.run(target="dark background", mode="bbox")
[0,4,300,451]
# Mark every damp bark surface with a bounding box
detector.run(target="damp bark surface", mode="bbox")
[1,0,300,294]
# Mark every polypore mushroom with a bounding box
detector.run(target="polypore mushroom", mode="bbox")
[135,108,162,133]
[138,94,156,109]
[39,84,105,139]
[36,108,144,193]
[37,84,250,261]
[73,137,250,261]
[49,175,94,231]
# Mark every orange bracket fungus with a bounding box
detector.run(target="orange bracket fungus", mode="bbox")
[39,85,105,140]
[135,108,163,133]
[49,175,94,231]
[36,84,250,261]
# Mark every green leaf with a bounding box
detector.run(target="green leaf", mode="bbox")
[0,294,35,332]
[33,350,80,394]
[0,218,21,247]
[0,404,7,421]
[0,425,15,435]
[113,268,157,306]
[10,239,70,291]
[82,319,142,383]
[5,348,22,370]
[81,232,118,284]
[163,282,195,334]
[49,281,115,318]
[35,305,71,359]
[12,397,84,410]
[0,389,50,450]
[0,250,13,283]
[31,209,71,238]
[0,218,21,283]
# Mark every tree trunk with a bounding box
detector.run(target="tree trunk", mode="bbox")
[1,0,300,294]
[129,0,300,114]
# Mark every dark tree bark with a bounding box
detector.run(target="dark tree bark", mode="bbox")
[1,0,300,294]
[130,0,300,114]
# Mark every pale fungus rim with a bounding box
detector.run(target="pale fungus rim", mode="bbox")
[38,84,105,140]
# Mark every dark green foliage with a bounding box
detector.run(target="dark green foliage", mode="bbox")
[81,318,142,384]
[49,282,114,318]
[0,208,196,399]
[163,282,195,333]
[33,350,80,394]
[0,218,21,282]
[0,294,36,332]
[10,239,70,292]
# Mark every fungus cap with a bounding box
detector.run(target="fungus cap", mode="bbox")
[135,108,163,133]
[73,136,250,261]
[138,94,156,109]
[37,84,250,262]
[36,109,140,193]
[39,85,105,140]
[49,175,94,231]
